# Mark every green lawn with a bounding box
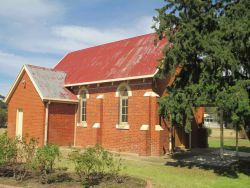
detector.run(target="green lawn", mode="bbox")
[208,137,250,153]
[122,159,249,188]
[0,128,6,134]
[57,148,250,188]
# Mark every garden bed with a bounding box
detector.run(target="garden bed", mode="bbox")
[0,170,146,188]
[0,133,146,187]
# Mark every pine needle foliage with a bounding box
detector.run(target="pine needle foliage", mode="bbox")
[153,0,250,132]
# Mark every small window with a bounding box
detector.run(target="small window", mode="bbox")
[80,91,87,123]
[119,87,128,124]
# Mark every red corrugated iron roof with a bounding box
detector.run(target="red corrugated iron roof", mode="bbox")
[54,33,167,86]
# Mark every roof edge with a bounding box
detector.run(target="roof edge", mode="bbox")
[4,65,25,103]
[64,70,158,87]
[4,65,45,103]
[43,98,78,104]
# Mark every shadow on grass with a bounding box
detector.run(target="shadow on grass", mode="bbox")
[222,146,250,153]
[165,151,250,178]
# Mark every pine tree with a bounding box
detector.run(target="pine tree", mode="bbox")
[153,0,250,156]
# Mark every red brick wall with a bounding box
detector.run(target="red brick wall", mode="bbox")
[73,79,168,155]
[7,71,45,145]
[47,103,76,146]
[7,70,204,155]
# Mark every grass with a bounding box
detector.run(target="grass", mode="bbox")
[0,129,249,188]
[0,128,6,134]
[208,137,250,153]
[122,159,250,188]
[57,148,250,188]
[1,149,249,188]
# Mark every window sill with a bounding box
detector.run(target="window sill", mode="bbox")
[116,123,130,130]
[77,122,87,128]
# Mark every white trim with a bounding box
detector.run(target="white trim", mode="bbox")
[92,123,100,128]
[143,91,160,97]
[77,122,87,127]
[96,94,104,99]
[77,87,89,99]
[140,124,149,131]
[115,82,132,97]
[44,98,78,103]
[64,73,157,87]
[116,123,130,130]
[4,65,78,104]
[155,125,164,131]
[5,66,25,103]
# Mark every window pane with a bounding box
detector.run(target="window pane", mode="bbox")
[122,115,126,122]
[122,99,125,106]
[81,100,86,122]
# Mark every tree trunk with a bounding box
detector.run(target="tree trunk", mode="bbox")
[189,132,192,149]
[240,124,249,141]
[220,110,224,159]
[236,124,239,157]
[169,126,173,154]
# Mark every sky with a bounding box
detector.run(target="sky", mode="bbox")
[0,0,164,96]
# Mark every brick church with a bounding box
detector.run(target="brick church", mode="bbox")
[5,33,206,156]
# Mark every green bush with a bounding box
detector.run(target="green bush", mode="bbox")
[69,145,123,186]
[0,132,18,166]
[14,137,38,181]
[0,109,7,127]
[32,144,61,183]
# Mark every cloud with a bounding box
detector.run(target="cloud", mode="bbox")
[0,0,157,95]
[0,51,58,95]
[5,16,155,54]
[0,51,56,75]
[0,0,62,23]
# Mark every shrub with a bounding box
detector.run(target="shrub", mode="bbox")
[69,145,123,186]
[0,132,18,166]
[14,137,38,181]
[32,144,61,183]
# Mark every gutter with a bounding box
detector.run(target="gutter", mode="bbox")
[64,69,159,87]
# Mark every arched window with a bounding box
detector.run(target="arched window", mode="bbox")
[118,85,130,124]
[120,87,128,123]
[79,90,87,123]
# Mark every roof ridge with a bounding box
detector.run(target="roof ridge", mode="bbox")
[25,64,66,74]
[25,64,53,70]
[66,33,156,55]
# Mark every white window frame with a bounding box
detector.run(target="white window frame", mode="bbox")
[119,95,128,124]
[78,89,88,127]
[80,95,87,123]
[116,83,131,129]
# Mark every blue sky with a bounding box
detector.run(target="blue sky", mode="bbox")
[0,0,164,96]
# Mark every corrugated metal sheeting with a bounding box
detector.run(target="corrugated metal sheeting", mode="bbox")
[26,65,77,101]
[54,33,166,85]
